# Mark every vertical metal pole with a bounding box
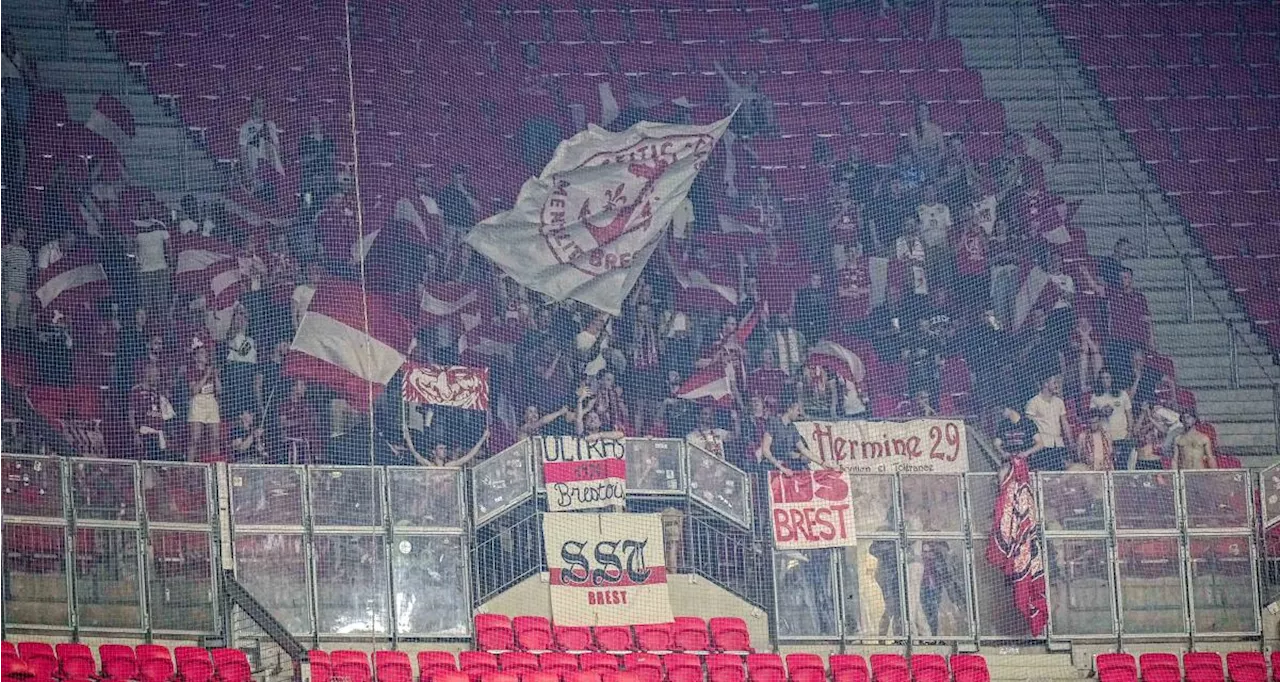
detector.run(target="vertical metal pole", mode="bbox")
[1183,266,1195,323]
[1273,385,1280,456]
[1229,329,1240,389]
[1098,132,1108,194]
[64,459,79,637]
[1141,201,1152,259]
[1055,70,1065,131]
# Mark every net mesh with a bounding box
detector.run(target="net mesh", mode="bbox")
[1,0,1277,675]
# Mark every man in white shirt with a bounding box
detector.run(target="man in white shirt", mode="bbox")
[1023,373,1071,470]
[3,227,33,328]
[134,219,171,317]
[237,96,283,189]
[916,183,953,249]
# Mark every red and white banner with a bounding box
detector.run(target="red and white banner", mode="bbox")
[401,362,490,411]
[543,512,672,626]
[986,457,1048,637]
[795,419,969,474]
[35,252,108,310]
[768,470,857,550]
[467,115,732,315]
[540,436,626,512]
[675,310,758,405]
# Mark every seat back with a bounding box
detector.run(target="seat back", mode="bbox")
[331,651,371,682]
[563,672,601,682]
[56,643,97,681]
[1183,653,1224,682]
[514,616,554,652]
[211,649,252,682]
[664,655,702,682]
[417,652,457,682]
[868,655,908,682]
[539,653,579,674]
[908,655,947,682]
[309,651,331,682]
[580,654,618,673]
[633,624,673,652]
[949,655,990,682]
[476,614,516,652]
[374,651,413,682]
[16,644,57,681]
[497,653,537,675]
[1138,653,1181,682]
[99,644,139,681]
[1224,652,1265,682]
[708,618,751,653]
[458,652,498,678]
[744,655,782,682]
[621,653,661,682]
[593,627,633,653]
[138,657,175,682]
[555,626,595,652]
[176,657,214,682]
[672,618,709,652]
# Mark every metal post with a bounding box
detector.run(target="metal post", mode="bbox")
[1055,70,1065,131]
[1141,201,1152,258]
[1098,132,1108,194]
[1229,328,1240,389]
[1273,385,1280,456]
[1183,265,1195,323]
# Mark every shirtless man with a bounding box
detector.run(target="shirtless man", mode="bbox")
[1173,411,1215,470]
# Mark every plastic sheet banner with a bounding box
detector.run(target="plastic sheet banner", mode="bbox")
[543,512,673,626]
[795,419,969,474]
[768,470,857,550]
[401,362,489,411]
[540,436,626,512]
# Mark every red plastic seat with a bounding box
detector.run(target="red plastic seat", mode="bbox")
[708,618,752,653]
[1138,653,1180,682]
[555,626,594,653]
[634,624,673,653]
[515,617,555,653]
[672,618,709,653]
[308,651,330,682]
[477,615,517,652]
[331,652,371,682]
[705,656,743,682]
[908,655,947,682]
[56,644,97,682]
[499,653,538,676]
[663,655,702,682]
[540,654,579,676]
[435,673,469,682]
[744,655,783,682]
[459,653,499,682]
[174,649,214,682]
[373,652,413,682]
[1095,654,1134,682]
[523,673,559,682]
[621,655,662,682]
[1183,652,1224,682]
[99,644,139,682]
[950,655,989,682]
[868,655,908,682]
[17,644,57,681]
[1224,652,1265,682]
[593,627,633,653]
[563,672,601,682]
[601,673,639,682]
[480,673,518,682]
[580,655,618,674]
[211,650,252,682]
[829,655,868,682]
[417,652,457,682]
[136,647,174,682]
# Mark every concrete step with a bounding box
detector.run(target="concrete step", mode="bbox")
[36,60,133,93]
[1173,362,1280,389]
[1192,388,1278,420]
[1153,321,1260,348]
[1211,420,1278,452]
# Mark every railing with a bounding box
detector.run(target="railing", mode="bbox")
[1,450,1267,648]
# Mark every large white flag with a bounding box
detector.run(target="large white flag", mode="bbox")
[467,115,732,315]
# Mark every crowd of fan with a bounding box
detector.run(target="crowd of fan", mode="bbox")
[0,32,1231,478]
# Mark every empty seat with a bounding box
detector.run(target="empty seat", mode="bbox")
[580,655,618,674]
[417,652,458,682]
[950,655,989,682]
[136,647,174,682]
[555,626,594,653]
[1224,652,1265,682]
[498,653,538,676]
[211,649,252,682]
[621,654,662,682]
[664,655,702,682]
[17,644,57,681]
[1138,653,1180,682]
[331,652,371,682]
[828,655,868,682]
[436,673,469,682]
[99,644,139,682]
[372,653,413,682]
[908,655,947,682]
[868,655,908,682]
[634,624,673,653]
[459,652,499,682]
[480,673,518,682]
[708,618,752,653]
[515,617,555,653]
[523,674,559,682]
[593,627,633,653]
[174,649,213,682]
[477,615,517,652]
[56,644,97,682]
[563,673,601,682]
[706,656,743,682]
[744,655,783,682]
[1183,652,1224,682]
[672,618,709,653]
[540,654,579,676]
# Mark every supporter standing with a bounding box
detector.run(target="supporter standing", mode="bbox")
[230,410,268,463]
[1173,411,1216,470]
[1088,368,1135,470]
[237,95,284,198]
[756,395,820,474]
[1075,409,1114,471]
[133,216,171,318]
[686,406,739,460]
[221,307,258,420]
[186,344,222,461]
[1106,268,1154,385]
[1022,374,1071,470]
[992,405,1043,463]
[2,226,32,329]
[129,363,175,460]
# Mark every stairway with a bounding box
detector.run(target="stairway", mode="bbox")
[5,0,221,196]
[948,0,1280,466]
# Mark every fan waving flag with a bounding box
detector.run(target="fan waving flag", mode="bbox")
[675,310,759,405]
[467,114,733,315]
[35,250,109,311]
[286,282,413,409]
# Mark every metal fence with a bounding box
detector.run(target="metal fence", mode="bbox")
[2,447,1270,648]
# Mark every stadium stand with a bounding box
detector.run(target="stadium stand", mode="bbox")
[1,0,1276,680]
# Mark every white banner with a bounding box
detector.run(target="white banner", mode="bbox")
[466,115,732,315]
[540,436,627,512]
[768,470,857,550]
[795,419,969,474]
[543,513,673,626]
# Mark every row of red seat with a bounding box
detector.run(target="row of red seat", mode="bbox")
[311,650,990,682]
[1096,650,1271,682]
[474,616,751,654]
[0,643,249,682]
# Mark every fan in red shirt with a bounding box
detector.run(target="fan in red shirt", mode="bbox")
[1106,268,1154,383]
[953,209,990,315]
[129,363,176,460]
